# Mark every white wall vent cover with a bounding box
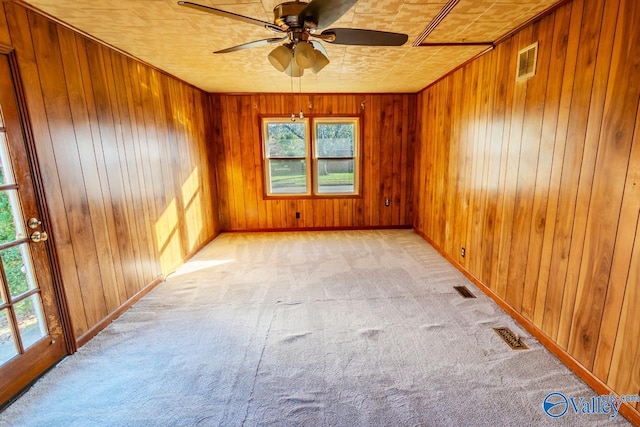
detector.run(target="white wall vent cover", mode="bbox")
[516,42,538,82]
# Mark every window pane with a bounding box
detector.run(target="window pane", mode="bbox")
[15,294,47,350]
[0,308,18,364]
[317,159,355,194]
[1,245,37,299]
[269,159,307,194]
[0,189,26,244]
[316,123,354,158]
[266,123,306,158]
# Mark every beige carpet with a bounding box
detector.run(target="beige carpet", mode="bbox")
[0,230,630,426]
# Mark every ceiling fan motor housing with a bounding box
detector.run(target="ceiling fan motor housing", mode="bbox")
[273,2,311,29]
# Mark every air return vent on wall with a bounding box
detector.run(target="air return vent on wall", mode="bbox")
[516,42,538,82]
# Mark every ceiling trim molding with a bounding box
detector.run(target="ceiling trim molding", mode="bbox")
[416,45,494,95]
[419,42,494,47]
[494,0,572,45]
[416,0,572,96]
[412,0,460,47]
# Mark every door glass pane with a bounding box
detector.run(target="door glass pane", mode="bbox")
[0,276,5,305]
[316,123,355,157]
[0,308,18,364]
[269,159,307,194]
[0,189,26,244]
[1,245,36,299]
[317,159,355,194]
[15,294,47,349]
[0,131,14,185]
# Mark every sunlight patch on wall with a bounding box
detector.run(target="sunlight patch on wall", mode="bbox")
[182,167,204,251]
[155,198,182,274]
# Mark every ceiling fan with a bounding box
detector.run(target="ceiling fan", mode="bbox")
[177,0,409,76]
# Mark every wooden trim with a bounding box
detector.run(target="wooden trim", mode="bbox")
[415,0,571,96]
[223,225,413,232]
[418,46,494,95]
[0,237,28,251]
[418,42,494,47]
[180,231,220,266]
[0,183,19,191]
[0,42,13,54]
[76,275,165,348]
[76,231,221,348]
[263,194,365,200]
[6,50,76,354]
[210,91,412,97]
[413,228,640,426]
[413,0,461,46]
[0,336,66,408]
[494,0,572,46]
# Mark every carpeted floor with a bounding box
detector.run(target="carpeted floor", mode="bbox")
[0,230,630,426]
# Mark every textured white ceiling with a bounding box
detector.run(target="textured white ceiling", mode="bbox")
[22,0,559,93]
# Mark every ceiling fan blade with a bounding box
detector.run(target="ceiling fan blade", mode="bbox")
[321,28,409,46]
[214,37,287,54]
[178,1,284,33]
[299,0,357,29]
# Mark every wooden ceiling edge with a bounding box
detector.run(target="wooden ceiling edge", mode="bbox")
[9,0,206,94]
[417,0,573,96]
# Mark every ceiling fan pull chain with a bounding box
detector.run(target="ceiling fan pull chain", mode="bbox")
[298,75,304,119]
[290,72,296,122]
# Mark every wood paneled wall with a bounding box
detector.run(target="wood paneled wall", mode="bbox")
[1,2,220,344]
[210,93,415,230]
[414,0,640,416]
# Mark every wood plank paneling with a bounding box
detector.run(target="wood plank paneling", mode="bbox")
[0,1,10,46]
[2,2,220,343]
[210,93,416,230]
[413,0,640,421]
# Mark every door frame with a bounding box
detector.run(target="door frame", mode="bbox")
[0,43,75,356]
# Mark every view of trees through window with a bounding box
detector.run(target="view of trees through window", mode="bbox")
[316,122,355,194]
[266,122,308,194]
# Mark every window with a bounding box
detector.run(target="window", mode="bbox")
[262,116,360,197]
[262,118,310,195]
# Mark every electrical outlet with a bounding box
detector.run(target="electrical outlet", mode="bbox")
[461,247,466,258]
[296,212,300,219]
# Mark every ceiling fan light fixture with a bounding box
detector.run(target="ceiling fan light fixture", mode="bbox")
[311,50,330,74]
[294,41,316,69]
[285,60,304,77]
[268,45,293,72]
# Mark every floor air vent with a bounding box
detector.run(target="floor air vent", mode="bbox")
[453,286,476,298]
[493,327,529,350]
